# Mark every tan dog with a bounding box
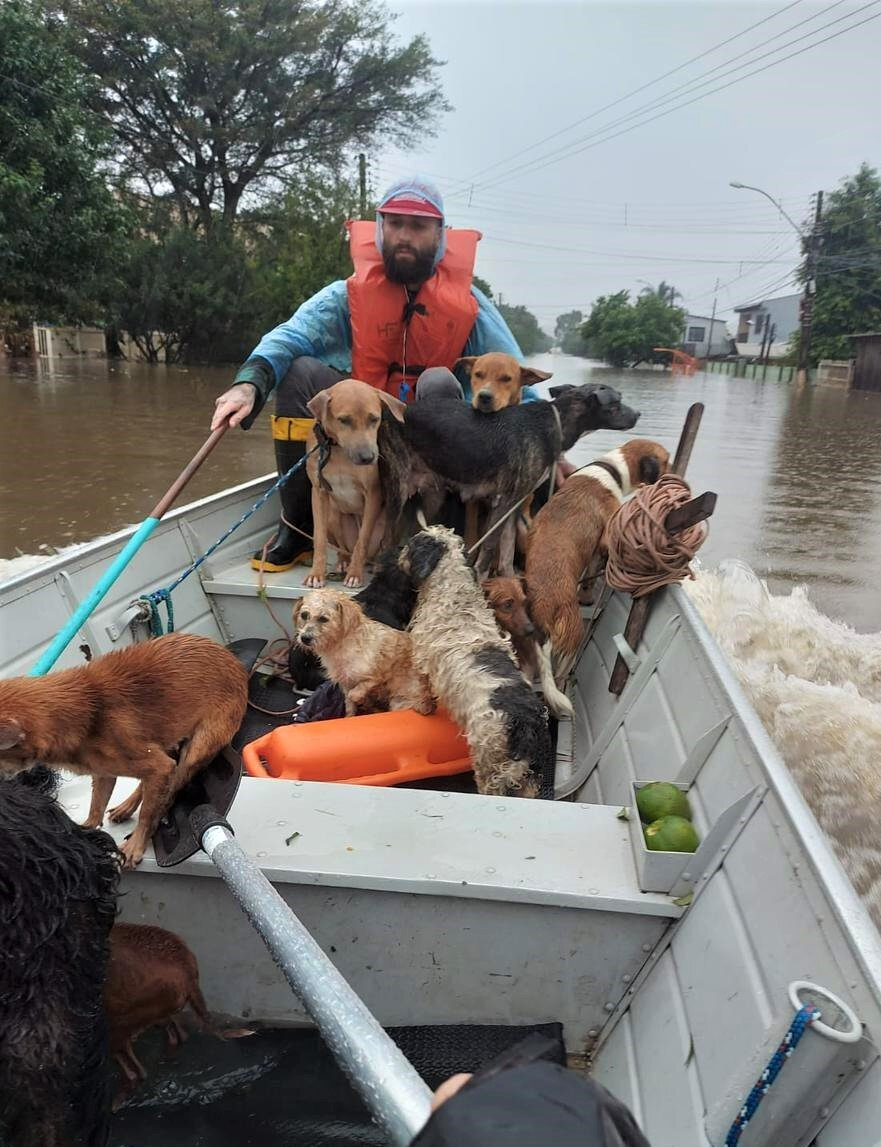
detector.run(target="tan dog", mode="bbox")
[0,634,248,868]
[482,575,574,719]
[457,353,552,553]
[456,352,552,413]
[293,589,434,716]
[305,379,406,589]
[525,439,671,684]
[106,922,250,1106]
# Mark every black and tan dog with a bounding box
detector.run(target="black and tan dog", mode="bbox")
[395,382,640,576]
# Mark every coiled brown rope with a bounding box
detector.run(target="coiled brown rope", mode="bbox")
[605,473,708,598]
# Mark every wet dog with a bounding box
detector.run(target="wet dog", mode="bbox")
[526,439,671,684]
[397,382,640,576]
[400,526,553,797]
[482,575,573,720]
[0,633,248,868]
[106,922,250,1107]
[458,352,552,413]
[305,378,406,588]
[293,588,434,716]
[0,772,119,1147]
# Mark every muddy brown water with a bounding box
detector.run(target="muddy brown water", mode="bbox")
[3,352,881,631]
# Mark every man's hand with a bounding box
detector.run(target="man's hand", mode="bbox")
[430,1073,472,1112]
[211,383,257,431]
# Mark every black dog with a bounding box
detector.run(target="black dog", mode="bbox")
[0,773,120,1147]
[394,383,640,575]
[288,547,419,692]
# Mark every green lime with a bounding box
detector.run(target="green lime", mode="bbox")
[636,781,692,824]
[643,815,700,853]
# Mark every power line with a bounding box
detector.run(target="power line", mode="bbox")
[467,5,881,193]
[460,0,807,185]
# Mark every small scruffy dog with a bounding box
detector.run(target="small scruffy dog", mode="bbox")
[399,526,553,798]
[293,589,435,716]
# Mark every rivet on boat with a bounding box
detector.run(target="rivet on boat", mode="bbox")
[681,872,692,881]
[604,1002,614,1012]
[485,867,496,874]
[622,974,632,983]
[642,944,652,952]
[588,1029,598,1038]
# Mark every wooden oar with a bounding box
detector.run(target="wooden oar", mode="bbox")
[30,426,228,676]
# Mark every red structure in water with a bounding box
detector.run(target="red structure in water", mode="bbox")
[654,347,699,376]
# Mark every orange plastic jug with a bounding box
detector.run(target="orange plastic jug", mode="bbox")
[241,709,472,787]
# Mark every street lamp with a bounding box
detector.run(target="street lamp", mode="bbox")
[729,181,804,236]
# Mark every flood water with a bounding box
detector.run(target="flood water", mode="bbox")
[3,351,881,631]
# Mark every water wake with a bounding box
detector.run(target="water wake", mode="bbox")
[687,560,881,929]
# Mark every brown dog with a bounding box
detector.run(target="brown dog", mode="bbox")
[293,589,435,716]
[457,352,552,413]
[0,634,248,868]
[482,575,573,719]
[525,439,671,684]
[106,922,250,1106]
[305,378,406,589]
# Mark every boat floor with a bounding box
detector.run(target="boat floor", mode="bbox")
[111,1022,565,1146]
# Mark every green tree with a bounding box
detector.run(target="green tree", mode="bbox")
[639,280,682,308]
[802,163,881,363]
[554,309,589,355]
[245,176,359,340]
[0,1,128,331]
[472,275,494,299]
[581,290,684,367]
[498,303,551,356]
[56,0,449,230]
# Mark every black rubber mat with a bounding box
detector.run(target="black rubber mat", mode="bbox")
[110,1023,565,1147]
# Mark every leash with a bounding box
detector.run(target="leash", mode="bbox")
[313,422,335,492]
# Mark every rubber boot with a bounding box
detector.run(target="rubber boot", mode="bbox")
[251,437,313,572]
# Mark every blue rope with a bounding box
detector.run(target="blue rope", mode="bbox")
[724,1004,821,1146]
[139,447,315,636]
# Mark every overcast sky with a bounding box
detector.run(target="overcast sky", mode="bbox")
[373,0,880,332]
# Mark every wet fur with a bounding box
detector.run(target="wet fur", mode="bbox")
[293,589,434,716]
[482,576,573,719]
[526,440,670,683]
[0,634,249,868]
[401,527,553,797]
[0,774,119,1147]
[106,922,250,1107]
[387,383,640,576]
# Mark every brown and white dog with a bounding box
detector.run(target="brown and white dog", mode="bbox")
[305,379,406,589]
[458,353,552,553]
[482,576,573,719]
[0,634,248,868]
[525,439,671,684]
[293,588,435,716]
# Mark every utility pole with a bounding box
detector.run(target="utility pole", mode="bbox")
[358,153,367,219]
[796,190,823,384]
[707,277,719,361]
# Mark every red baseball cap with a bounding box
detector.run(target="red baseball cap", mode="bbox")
[378,179,445,220]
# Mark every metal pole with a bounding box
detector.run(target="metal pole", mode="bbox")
[359,154,368,219]
[796,191,823,383]
[200,823,433,1146]
[707,278,719,362]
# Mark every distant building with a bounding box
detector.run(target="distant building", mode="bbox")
[733,292,801,358]
[681,314,731,358]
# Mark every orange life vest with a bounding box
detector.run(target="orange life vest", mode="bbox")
[346,220,480,402]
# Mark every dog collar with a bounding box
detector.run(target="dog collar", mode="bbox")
[313,422,335,492]
[585,459,623,489]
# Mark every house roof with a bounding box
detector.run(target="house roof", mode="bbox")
[684,314,727,324]
[733,291,801,313]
